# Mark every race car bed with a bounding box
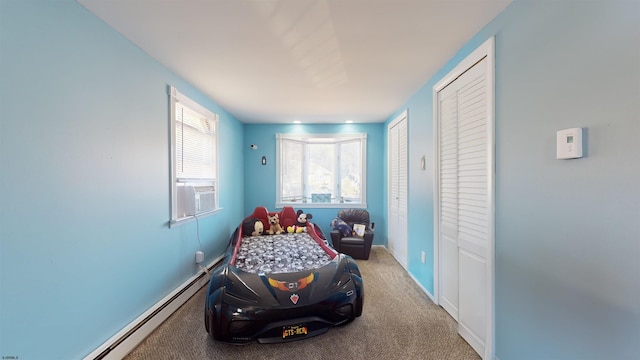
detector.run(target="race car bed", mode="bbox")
[205,206,364,343]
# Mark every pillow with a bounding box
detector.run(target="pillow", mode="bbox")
[353,223,366,237]
[331,217,351,237]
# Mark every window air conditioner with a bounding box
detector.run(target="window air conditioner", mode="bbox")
[178,185,216,217]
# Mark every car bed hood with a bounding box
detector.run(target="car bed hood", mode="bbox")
[223,254,355,307]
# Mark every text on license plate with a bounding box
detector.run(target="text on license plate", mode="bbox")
[282,325,308,339]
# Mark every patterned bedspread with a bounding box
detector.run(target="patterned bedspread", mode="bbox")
[234,232,332,274]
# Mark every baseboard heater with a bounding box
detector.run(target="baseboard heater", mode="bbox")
[83,257,222,360]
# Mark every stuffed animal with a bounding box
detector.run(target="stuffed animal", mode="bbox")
[266,213,284,235]
[242,218,264,237]
[295,210,312,232]
[286,225,305,233]
[331,217,351,237]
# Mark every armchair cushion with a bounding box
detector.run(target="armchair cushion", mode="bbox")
[339,236,366,245]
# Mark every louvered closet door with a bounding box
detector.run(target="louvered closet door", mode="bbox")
[388,112,408,268]
[389,122,399,258]
[437,58,488,356]
[456,59,488,355]
[396,116,408,267]
[438,84,459,319]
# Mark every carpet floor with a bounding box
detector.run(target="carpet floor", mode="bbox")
[124,247,480,360]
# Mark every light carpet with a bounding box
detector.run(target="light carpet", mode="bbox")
[124,247,480,360]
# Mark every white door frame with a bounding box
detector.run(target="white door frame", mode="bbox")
[432,37,495,359]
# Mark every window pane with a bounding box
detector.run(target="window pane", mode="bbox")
[282,140,303,200]
[308,143,335,199]
[340,140,361,200]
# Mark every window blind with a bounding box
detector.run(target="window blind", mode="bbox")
[175,102,216,180]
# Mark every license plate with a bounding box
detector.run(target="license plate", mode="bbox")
[282,324,308,339]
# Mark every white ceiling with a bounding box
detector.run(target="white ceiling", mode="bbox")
[78,0,511,124]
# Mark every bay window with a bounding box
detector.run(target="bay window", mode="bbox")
[276,133,366,208]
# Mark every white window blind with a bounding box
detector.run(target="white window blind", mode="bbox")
[175,103,216,180]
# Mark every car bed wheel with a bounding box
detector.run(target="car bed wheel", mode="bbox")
[205,308,211,333]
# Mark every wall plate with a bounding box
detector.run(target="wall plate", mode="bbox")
[557,128,583,159]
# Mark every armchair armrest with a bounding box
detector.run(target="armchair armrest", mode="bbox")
[362,229,374,248]
[330,230,342,251]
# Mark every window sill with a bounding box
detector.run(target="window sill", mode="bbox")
[276,202,366,209]
[169,207,222,228]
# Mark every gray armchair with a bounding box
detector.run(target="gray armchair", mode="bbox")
[330,209,374,260]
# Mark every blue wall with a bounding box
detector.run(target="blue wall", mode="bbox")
[388,0,640,359]
[385,97,436,293]
[2,0,638,359]
[243,123,386,242]
[0,1,244,359]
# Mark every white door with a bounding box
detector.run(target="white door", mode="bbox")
[388,111,408,268]
[434,38,495,359]
[438,83,459,320]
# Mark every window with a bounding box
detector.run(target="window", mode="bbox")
[169,86,219,224]
[276,133,366,208]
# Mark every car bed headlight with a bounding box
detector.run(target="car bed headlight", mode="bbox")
[224,272,259,303]
[331,265,352,291]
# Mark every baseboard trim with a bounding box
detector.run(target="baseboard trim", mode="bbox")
[407,271,436,302]
[374,245,436,302]
[83,255,223,360]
